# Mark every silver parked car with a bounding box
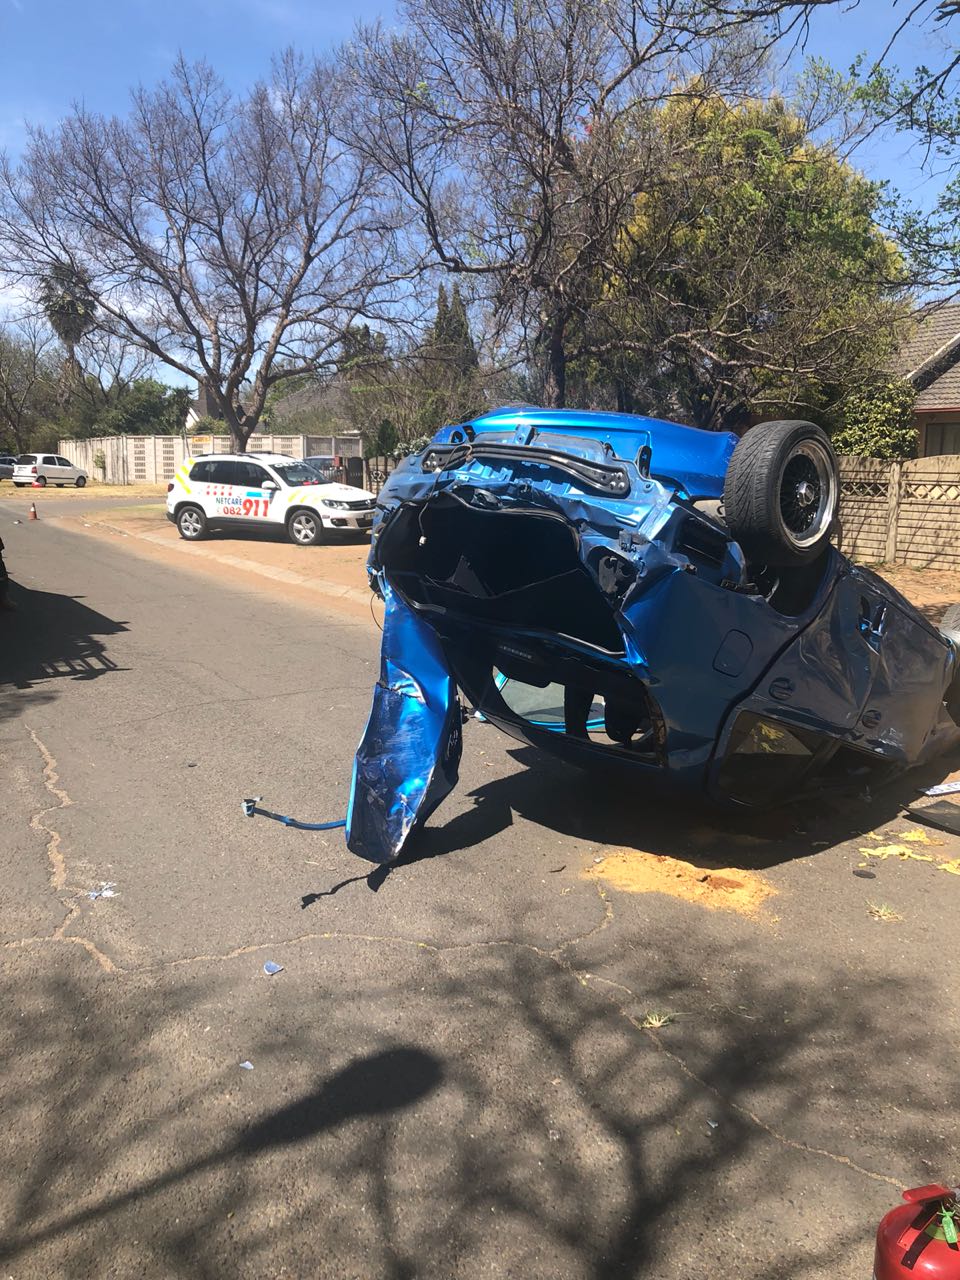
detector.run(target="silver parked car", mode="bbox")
[0,455,17,480]
[12,453,88,487]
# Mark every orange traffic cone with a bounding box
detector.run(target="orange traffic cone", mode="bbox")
[28,503,37,521]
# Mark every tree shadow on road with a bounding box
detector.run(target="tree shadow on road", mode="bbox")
[0,939,948,1279]
[0,579,128,722]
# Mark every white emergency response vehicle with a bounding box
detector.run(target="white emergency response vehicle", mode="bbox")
[165,453,376,545]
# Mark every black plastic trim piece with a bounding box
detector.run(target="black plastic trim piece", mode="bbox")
[421,442,631,497]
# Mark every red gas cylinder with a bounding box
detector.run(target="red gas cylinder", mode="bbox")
[875,1185,960,1278]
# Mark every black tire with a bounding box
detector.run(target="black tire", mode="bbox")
[75,476,86,488]
[35,475,47,488]
[723,420,839,567]
[287,509,323,546]
[176,504,208,541]
[13,483,24,488]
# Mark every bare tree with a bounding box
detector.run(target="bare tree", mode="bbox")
[70,331,154,416]
[348,0,849,407]
[0,53,403,450]
[0,318,56,452]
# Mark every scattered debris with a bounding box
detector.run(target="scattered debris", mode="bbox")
[862,842,920,859]
[239,1060,254,1071]
[868,902,903,923]
[549,865,566,873]
[707,1119,719,1131]
[640,1010,676,1029]
[860,837,960,875]
[87,882,117,900]
[263,961,283,976]
[853,868,877,879]
[548,1129,560,1142]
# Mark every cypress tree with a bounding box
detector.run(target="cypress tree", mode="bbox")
[448,285,478,374]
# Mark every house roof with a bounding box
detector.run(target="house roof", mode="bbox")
[895,302,960,410]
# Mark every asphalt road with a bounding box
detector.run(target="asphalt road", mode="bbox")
[2,503,959,1279]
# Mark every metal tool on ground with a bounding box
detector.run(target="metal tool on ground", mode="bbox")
[874,1184,960,1278]
[241,797,345,830]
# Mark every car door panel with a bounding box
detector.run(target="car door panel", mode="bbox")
[346,580,462,863]
[234,462,280,525]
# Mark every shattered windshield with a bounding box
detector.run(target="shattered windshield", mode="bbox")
[272,462,324,487]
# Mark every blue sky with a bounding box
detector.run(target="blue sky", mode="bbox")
[0,0,954,203]
[0,0,399,152]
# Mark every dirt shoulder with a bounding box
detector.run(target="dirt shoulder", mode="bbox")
[870,562,960,621]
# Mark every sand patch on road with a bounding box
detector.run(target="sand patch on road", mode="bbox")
[584,848,776,916]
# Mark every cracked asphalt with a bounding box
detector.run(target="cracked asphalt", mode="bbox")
[2,496,960,1279]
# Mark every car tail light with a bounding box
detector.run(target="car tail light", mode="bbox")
[30,466,37,474]
[167,483,174,493]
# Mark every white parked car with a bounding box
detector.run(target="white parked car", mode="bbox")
[12,453,88,487]
[166,453,377,545]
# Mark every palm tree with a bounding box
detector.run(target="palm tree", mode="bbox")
[39,262,97,401]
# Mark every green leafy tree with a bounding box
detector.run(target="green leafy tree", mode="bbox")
[830,378,917,460]
[364,417,400,459]
[581,91,909,430]
[57,373,191,440]
[96,379,191,436]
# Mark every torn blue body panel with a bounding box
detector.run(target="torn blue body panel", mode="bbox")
[346,581,461,863]
[347,407,958,863]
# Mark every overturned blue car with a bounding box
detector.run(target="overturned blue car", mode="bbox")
[346,409,960,864]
